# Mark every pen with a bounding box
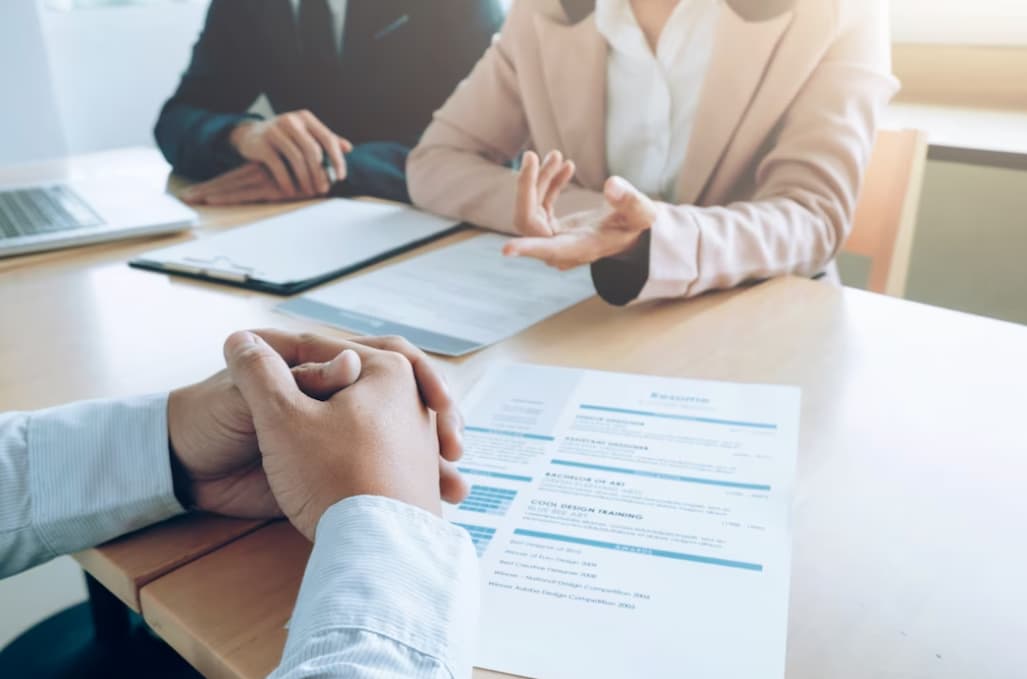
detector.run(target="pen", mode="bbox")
[374,14,410,40]
[322,152,337,185]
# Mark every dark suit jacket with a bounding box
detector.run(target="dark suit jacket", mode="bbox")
[155,0,504,202]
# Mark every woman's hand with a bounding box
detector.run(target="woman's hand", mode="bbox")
[513,150,576,236]
[504,174,659,270]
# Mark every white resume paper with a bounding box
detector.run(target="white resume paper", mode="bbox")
[278,234,595,356]
[446,363,800,679]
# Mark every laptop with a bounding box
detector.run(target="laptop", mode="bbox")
[0,180,195,258]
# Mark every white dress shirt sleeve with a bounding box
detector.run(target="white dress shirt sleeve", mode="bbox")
[271,495,480,679]
[0,395,184,579]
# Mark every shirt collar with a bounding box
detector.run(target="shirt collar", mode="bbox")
[594,0,719,62]
[594,0,650,59]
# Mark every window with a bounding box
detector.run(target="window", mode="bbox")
[889,0,1027,110]
[892,0,1027,46]
[46,0,204,10]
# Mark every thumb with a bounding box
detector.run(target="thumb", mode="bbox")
[440,458,470,505]
[292,349,362,401]
[223,330,303,422]
[604,176,657,231]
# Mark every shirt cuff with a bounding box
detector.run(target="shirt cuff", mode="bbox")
[27,394,184,557]
[636,203,701,301]
[590,230,653,306]
[280,495,479,678]
[590,204,703,305]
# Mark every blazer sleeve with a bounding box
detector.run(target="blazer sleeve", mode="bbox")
[594,0,900,304]
[408,0,605,234]
[154,0,264,181]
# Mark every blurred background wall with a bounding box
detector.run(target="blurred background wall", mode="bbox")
[1,0,1023,159]
[40,1,211,155]
[0,2,67,164]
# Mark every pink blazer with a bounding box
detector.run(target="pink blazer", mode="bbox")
[408,0,898,304]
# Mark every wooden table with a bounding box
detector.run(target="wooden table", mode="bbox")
[3,148,1026,678]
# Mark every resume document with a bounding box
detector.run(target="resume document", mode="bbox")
[446,363,800,679]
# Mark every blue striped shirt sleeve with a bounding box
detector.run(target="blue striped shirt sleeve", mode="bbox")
[271,496,480,679]
[0,394,184,578]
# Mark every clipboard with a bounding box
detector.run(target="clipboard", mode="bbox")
[129,199,463,295]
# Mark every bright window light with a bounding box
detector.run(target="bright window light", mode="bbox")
[45,0,204,10]
[892,0,1027,45]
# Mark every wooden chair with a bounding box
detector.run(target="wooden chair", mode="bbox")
[844,129,929,297]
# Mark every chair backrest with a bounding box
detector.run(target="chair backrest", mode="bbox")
[844,129,928,297]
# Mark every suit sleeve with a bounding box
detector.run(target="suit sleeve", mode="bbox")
[331,142,412,203]
[154,0,265,181]
[593,0,900,304]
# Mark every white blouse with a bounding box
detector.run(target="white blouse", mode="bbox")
[595,0,721,202]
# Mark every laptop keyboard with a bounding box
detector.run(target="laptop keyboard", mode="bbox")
[0,186,104,239]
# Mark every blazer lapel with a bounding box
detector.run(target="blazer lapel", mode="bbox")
[533,11,609,190]
[676,5,794,204]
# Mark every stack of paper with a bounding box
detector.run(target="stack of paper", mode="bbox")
[278,233,596,356]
